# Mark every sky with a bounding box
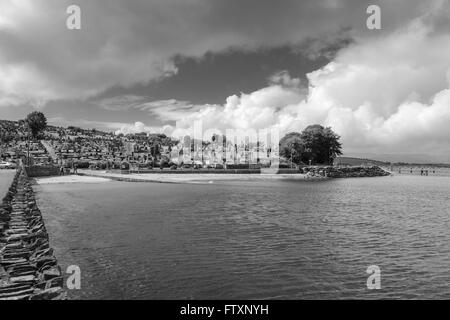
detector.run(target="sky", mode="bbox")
[1,0,450,162]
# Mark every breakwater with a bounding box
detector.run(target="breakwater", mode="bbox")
[99,166,391,179]
[0,167,65,300]
[76,166,390,184]
[302,166,390,178]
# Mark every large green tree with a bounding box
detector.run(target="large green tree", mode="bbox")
[280,125,342,165]
[25,111,47,138]
[300,125,342,165]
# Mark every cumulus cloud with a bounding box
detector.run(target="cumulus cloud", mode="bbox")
[169,80,305,137]
[115,121,174,136]
[130,6,450,160]
[135,99,208,122]
[267,70,302,88]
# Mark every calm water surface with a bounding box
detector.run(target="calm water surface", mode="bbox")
[0,170,15,198]
[35,175,450,299]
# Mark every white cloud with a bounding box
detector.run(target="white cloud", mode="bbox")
[267,70,302,88]
[96,95,150,111]
[115,121,174,136]
[135,99,207,121]
[127,10,450,160]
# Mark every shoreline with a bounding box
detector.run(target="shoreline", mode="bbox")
[76,170,323,184]
[35,175,111,185]
[13,165,392,186]
[72,166,390,184]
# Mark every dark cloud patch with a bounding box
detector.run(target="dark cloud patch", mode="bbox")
[0,0,437,109]
[96,39,349,105]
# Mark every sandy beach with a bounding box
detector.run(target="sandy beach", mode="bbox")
[35,175,111,184]
[76,169,312,184]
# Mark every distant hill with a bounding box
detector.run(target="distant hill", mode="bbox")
[334,157,389,167]
[335,156,450,168]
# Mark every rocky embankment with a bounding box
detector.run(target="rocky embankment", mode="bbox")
[0,168,65,300]
[302,166,391,178]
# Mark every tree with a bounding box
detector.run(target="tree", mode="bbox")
[279,132,305,165]
[0,130,13,144]
[300,125,342,165]
[280,125,342,165]
[0,130,13,158]
[25,111,47,138]
[148,134,177,157]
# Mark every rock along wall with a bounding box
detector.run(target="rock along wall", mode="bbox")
[0,167,65,300]
[302,166,391,178]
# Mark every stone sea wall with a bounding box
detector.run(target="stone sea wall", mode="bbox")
[302,166,391,178]
[85,166,390,178]
[0,167,65,300]
[127,169,263,174]
[25,165,60,178]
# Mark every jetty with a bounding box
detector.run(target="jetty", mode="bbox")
[302,165,391,178]
[0,167,65,300]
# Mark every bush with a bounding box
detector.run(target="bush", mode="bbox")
[89,161,108,170]
[75,161,90,169]
[226,164,251,170]
[112,161,121,169]
[159,159,169,168]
